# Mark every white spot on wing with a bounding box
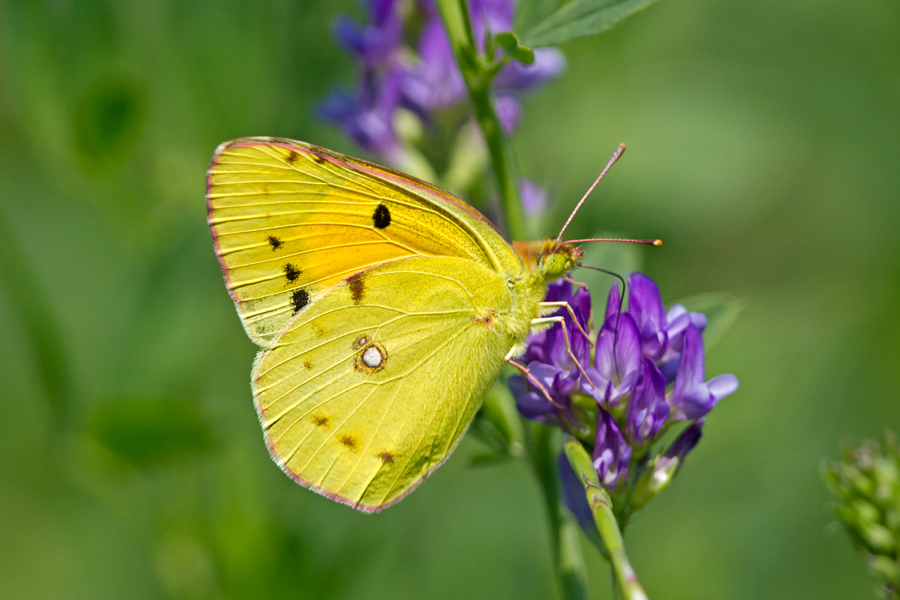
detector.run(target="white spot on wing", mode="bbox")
[362,346,383,368]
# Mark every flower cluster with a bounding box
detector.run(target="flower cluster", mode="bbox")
[822,431,900,594]
[320,0,565,210]
[511,273,738,508]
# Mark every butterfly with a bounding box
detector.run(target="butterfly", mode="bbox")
[206,137,633,512]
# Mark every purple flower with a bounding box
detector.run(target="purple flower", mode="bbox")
[625,358,669,445]
[668,325,739,420]
[403,7,565,115]
[582,313,642,409]
[403,14,467,110]
[593,409,632,490]
[324,0,566,159]
[493,47,567,90]
[318,68,405,161]
[627,273,690,360]
[520,178,547,217]
[510,270,737,507]
[664,419,704,462]
[495,94,522,133]
[509,363,579,427]
[333,0,403,65]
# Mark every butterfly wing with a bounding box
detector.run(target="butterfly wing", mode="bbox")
[207,137,522,345]
[253,255,517,512]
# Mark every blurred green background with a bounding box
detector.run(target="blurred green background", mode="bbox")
[1,0,898,598]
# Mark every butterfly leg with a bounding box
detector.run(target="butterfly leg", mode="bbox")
[529,316,592,383]
[536,301,593,346]
[503,352,562,408]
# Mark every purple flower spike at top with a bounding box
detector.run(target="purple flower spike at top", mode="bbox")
[404,15,467,110]
[318,68,405,161]
[626,358,669,445]
[582,313,642,409]
[520,178,548,218]
[333,0,402,65]
[593,409,632,490]
[669,325,739,420]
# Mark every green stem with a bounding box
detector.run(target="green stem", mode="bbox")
[436,0,527,240]
[531,424,590,600]
[564,439,648,600]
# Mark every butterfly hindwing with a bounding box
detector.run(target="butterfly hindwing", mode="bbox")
[253,256,516,511]
[207,137,522,345]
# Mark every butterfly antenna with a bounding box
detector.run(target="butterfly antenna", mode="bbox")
[580,264,627,379]
[566,237,662,247]
[555,143,627,245]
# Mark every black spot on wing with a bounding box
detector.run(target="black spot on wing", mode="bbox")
[378,452,394,465]
[372,203,391,229]
[311,153,326,164]
[267,235,283,250]
[283,263,301,283]
[287,150,299,163]
[339,434,358,451]
[291,288,309,313]
[347,273,365,304]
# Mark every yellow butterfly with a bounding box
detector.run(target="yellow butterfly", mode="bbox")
[206,137,619,512]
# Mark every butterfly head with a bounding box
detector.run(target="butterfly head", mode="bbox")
[514,238,583,282]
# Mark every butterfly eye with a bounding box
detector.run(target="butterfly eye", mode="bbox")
[541,253,570,281]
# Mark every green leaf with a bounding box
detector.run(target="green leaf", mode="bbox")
[86,397,213,468]
[514,0,563,35]
[675,292,745,349]
[521,0,663,48]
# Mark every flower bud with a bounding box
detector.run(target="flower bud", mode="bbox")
[822,430,900,593]
[629,456,679,511]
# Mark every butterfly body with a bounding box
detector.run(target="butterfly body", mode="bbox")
[208,137,579,511]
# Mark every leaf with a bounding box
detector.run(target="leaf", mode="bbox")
[521,0,663,48]
[514,0,563,35]
[674,292,745,350]
[86,397,213,468]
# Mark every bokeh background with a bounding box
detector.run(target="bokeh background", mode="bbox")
[1,0,898,598]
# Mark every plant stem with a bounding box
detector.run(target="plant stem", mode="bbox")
[436,0,527,240]
[564,439,648,600]
[531,424,590,600]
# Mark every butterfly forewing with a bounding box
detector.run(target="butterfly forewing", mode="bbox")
[253,256,516,511]
[207,137,522,345]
